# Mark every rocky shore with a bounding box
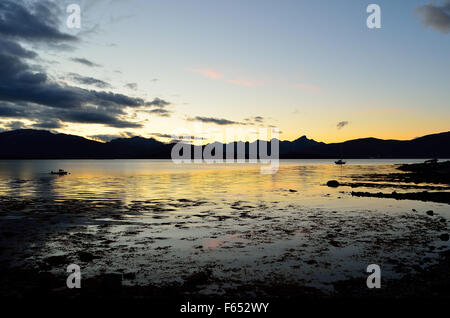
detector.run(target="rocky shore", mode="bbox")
[328,160,450,204]
[351,191,450,204]
[1,191,448,300]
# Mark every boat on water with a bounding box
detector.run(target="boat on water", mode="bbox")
[424,158,438,164]
[50,169,69,175]
[335,159,346,165]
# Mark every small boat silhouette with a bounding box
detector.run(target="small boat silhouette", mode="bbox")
[50,169,69,175]
[335,159,346,165]
[424,158,438,164]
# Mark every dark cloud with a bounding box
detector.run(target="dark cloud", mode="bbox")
[337,121,349,129]
[415,1,450,34]
[70,57,101,67]
[68,73,112,89]
[0,1,77,42]
[149,133,172,139]
[125,83,138,90]
[0,0,170,129]
[139,97,172,117]
[145,97,171,107]
[0,103,28,118]
[187,116,248,126]
[0,38,37,59]
[0,1,171,129]
[188,115,269,126]
[146,108,171,117]
[0,102,140,128]
[55,109,142,128]
[244,116,265,124]
[31,119,64,129]
[0,50,146,110]
[188,116,239,125]
[2,120,27,130]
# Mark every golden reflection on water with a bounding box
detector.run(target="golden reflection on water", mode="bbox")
[0,159,425,207]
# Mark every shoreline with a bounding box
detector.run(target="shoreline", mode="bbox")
[1,193,448,300]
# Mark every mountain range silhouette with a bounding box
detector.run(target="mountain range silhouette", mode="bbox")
[0,129,449,159]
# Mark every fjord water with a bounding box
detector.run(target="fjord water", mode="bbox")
[1,159,449,291]
[0,159,437,203]
[0,159,449,227]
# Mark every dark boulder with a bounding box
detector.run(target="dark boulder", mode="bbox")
[123,272,136,280]
[78,251,96,262]
[102,273,123,289]
[326,180,340,187]
[44,255,67,267]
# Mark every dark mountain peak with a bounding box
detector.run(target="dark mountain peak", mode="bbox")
[339,137,382,144]
[0,129,102,159]
[109,135,161,145]
[1,129,96,143]
[291,135,323,146]
[2,129,54,137]
[105,134,169,157]
[293,135,309,142]
[412,131,450,141]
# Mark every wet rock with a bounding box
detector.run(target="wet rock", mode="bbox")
[440,218,446,223]
[101,273,123,289]
[412,264,422,272]
[426,210,434,216]
[123,272,136,280]
[329,240,341,248]
[182,268,212,290]
[78,251,96,262]
[439,233,449,241]
[44,255,67,267]
[327,180,340,187]
[351,191,450,204]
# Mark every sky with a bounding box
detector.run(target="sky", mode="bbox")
[0,0,449,143]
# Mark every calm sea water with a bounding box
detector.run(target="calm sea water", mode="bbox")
[1,158,449,217]
[1,159,449,216]
[0,159,430,199]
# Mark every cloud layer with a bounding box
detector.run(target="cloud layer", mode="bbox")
[0,0,171,130]
[188,116,239,125]
[415,0,450,34]
[337,121,349,129]
[70,57,101,67]
[67,73,112,89]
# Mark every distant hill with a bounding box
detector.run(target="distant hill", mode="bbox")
[105,136,172,158]
[0,129,449,159]
[0,129,103,159]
